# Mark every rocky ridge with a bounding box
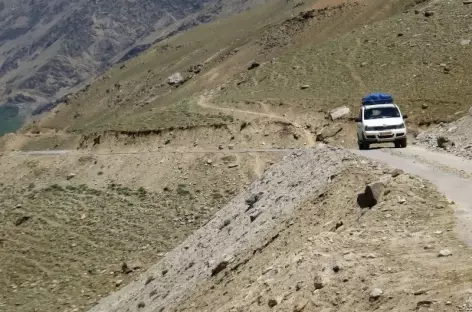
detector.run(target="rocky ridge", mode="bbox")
[88,145,354,312]
[85,144,472,312]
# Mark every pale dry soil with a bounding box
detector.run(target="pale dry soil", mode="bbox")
[83,145,472,312]
[0,146,283,312]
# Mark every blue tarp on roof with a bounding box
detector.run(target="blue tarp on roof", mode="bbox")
[362,93,393,105]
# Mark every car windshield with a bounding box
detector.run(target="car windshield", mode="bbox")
[364,106,400,120]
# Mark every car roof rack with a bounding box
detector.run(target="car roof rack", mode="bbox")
[362,92,394,105]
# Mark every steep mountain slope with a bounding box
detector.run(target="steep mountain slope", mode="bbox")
[214,0,472,126]
[11,0,472,153]
[0,0,268,109]
[3,1,472,312]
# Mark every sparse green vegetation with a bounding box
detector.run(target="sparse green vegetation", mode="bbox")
[0,173,237,312]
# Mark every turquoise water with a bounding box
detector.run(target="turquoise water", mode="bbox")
[0,116,24,136]
[0,106,24,136]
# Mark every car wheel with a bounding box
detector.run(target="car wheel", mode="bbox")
[400,138,407,148]
[394,140,401,148]
[358,141,364,150]
[358,141,369,150]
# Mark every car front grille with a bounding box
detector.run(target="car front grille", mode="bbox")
[369,125,400,131]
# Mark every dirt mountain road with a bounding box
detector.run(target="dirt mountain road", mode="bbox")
[13,142,472,247]
[355,145,472,246]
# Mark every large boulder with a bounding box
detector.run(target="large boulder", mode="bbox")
[437,136,454,149]
[316,125,343,142]
[357,178,389,208]
[168,73,185,86]
[329,106,351,121]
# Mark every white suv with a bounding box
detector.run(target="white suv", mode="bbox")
[355,103,408,150]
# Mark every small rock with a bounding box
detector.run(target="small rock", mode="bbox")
[228,163,239,168]
[293,133,300,140]
[424,10,434,17]
[219,219,231,230]
[438,249,452,257]
[333,264,341,273]
[313,274,326,289]
[15,215,31,226]
[122,260,143,274]
[416,300,433,308]
[316,125,343,142]
[366,253,377,259]
[250,211,263,222]
[447,126,458,133]
[168,72,184,86]
[228,144,235,150]
[145,275,155,285]
[137,302,145,309]
[300,85,310,90]
[413,289,428,295]
[207,159,213,165]
[464,0,472,4]
[391,169,404,177]
[218,145,224,150]
[268,298,278,308]
[360,61,368,67]
[248,62,260,70]
[293,297,308,312]
[460,39,471,46]
[437,136,454,149]
[115,280,123,287]
[245,192,263,210]
[369,288,383,300]
[211,260,229,276]
[66,173,76,180]
[398,198,406,204]
[421,103,429,109]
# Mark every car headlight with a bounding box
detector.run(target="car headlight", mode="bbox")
[395,123,405,129]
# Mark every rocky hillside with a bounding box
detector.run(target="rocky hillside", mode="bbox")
[86,146,472,312]
[0,0,268,109]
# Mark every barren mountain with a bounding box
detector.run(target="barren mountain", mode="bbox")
[0,0,267,112]
[3,0,472,312]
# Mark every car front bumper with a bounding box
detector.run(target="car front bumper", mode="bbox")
[361,129,407,143]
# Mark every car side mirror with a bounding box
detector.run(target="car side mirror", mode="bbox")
[355,117,361,122]
[403,114,408,119]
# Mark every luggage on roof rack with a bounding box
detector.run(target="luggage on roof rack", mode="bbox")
[362,93,393,105]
